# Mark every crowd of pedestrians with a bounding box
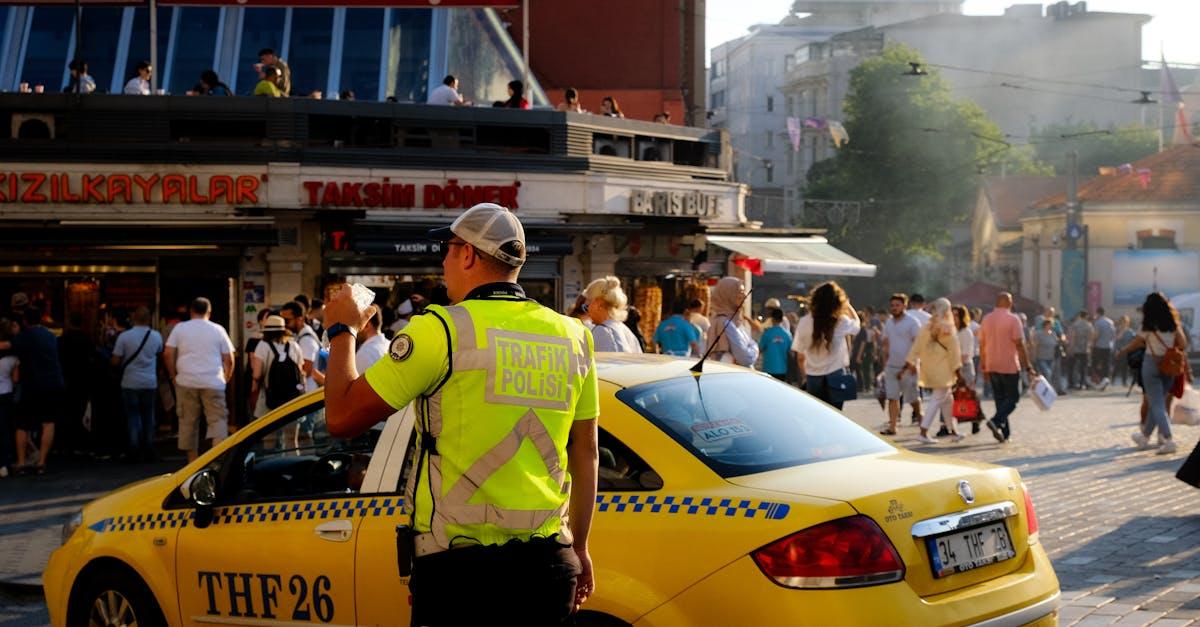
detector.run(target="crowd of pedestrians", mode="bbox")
[0,285,404,478]
[624,278,1191,459]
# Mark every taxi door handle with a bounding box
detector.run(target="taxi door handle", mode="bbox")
[314,520,354,542]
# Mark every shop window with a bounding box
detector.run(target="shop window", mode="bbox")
[123,7,173,93]
[18,7,74,92]
[671,139,706,167]
[235,8,286,95]
[1137,231,1176,250]
[166,7,220,95]
[598,428,662,492]
[287,8,333,97]
[340,9,384,100]
[477,125,548,154]
[385,8,431,102]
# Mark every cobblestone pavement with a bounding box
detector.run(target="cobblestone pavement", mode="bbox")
[841,388,1200,626]
[2,389,1198,626]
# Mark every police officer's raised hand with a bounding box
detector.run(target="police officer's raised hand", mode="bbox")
[324,283,376,334]
[574,546,595,609]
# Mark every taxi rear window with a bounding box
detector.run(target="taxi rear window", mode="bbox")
[615,373,891,477]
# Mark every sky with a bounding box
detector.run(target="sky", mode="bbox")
[706,0,1200,66]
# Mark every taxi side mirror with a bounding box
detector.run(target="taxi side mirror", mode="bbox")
[184,469,218,529]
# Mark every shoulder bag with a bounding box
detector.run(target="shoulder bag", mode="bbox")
[119,330,153,375]
[1154,331,1187,377]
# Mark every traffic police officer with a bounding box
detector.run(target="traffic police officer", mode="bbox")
[323,203,600,626]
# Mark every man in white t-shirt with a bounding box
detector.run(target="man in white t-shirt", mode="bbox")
[427,74,470,106]
[282,301,324,392]
[880,294,922,435]
[354,308,389,373]
[907,293,931,326]
[164,297,235,462]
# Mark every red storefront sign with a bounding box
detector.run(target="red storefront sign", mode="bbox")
[0,172,262,205]
[302,179,520,210]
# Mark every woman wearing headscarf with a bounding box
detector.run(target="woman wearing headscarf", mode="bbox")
[902,298,964,444]
[705,277,759,367]
[583,277,642,353]
[791,281,859,408]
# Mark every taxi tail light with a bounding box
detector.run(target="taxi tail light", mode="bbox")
[751,515,905,589]
[1022,482,1040,542]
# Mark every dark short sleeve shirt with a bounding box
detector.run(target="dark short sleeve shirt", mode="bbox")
[13,326,65,391]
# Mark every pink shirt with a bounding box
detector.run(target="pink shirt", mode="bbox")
[980,307,1024,374]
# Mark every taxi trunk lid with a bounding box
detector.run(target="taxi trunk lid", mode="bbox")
[726,451,1033,597]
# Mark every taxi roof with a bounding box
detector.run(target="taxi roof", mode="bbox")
[593,352,751,388]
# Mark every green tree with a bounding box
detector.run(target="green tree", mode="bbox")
[1031,121,1157,176]
[803,43,1045,301]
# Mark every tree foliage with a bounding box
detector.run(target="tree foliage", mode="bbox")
[803,44,1045,301]
[1031,121,1158,176]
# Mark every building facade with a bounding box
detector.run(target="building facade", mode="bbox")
[1021,146,1200,326]
[0,5,545,106]
[779,2,1149,220]
[709,1,959,227]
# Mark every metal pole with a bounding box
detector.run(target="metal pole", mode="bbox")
[521,0,529,100]
[149,0,158,93]
[73,0,82,93]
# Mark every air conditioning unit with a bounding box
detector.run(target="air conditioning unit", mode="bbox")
[12,113,55,139]
[593,134,632,158]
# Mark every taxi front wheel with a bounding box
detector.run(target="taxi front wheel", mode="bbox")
[68,565,166,627]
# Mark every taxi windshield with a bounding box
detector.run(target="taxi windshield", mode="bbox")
[616,373,891,477]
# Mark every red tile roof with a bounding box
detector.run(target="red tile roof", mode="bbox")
[984,176,1069,228]
[1032,144,1200,209]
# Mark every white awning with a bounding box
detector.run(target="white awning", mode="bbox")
[708,235,877,277]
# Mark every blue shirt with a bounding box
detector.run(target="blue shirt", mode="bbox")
[758,326,793,375]
[653,315,700,356]
[112,326,163,390]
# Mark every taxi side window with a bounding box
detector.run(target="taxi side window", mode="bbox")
[228,402,382,503]
[598,427,663,491]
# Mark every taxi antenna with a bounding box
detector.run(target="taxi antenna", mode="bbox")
[690,288,752,374]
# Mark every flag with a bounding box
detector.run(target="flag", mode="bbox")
[828,121,850,147]
[1161,55,1193,145]
[786,117,802,152]
[802,117,827,129]
[732,257,764,276]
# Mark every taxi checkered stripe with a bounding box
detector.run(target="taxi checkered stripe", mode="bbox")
[88,498,404,533]
[595,494,790,520]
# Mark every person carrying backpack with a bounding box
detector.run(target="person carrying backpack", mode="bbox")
[249,315,305,419]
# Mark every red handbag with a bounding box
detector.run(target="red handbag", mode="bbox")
[952,385,982,420]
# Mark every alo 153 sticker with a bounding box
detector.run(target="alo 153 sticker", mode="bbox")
[690,419,753,443]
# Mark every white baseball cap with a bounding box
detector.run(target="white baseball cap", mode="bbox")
[428,203,526,267]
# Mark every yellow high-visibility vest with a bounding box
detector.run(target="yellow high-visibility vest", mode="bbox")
[405,298,597,553]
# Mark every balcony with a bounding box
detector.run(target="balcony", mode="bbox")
[1,94,729,182]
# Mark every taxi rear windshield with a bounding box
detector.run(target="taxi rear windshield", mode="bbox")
[615,373,891,477]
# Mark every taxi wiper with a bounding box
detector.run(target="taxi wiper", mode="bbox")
[690,288,752,374]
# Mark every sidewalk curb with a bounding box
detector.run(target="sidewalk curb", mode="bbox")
[0,579,43,596]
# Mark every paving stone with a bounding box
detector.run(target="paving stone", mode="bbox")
[1092,604,1143,616]
[1148,620,1193,627]
[1112,611,1167,626]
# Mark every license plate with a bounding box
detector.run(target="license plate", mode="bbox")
[926,521,1016,578]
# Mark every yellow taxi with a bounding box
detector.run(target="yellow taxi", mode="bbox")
[45,355,1059,627]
